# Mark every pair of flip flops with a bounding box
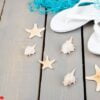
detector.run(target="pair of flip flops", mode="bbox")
[50,0,100,55]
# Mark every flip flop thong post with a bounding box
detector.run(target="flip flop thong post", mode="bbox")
[50,0,100,32]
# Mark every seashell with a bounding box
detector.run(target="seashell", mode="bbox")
[24,44,36,56]
[63,69,76,86]
[61,37,75,54]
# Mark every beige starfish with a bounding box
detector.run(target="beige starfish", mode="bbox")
[86,64,100,92]
[25,24,45,39]
[39,56,55,70]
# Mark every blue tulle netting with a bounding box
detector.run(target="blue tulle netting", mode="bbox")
[28,0,80,14]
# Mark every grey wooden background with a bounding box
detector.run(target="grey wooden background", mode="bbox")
[0,0,100,100]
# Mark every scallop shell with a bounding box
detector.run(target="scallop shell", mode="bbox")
[24,45,36,56]
[63,69,76,86]
[61,37,75,54]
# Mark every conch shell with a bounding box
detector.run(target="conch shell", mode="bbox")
[63,69,76,86]
[24,45,36,56]
[61,37,75,54]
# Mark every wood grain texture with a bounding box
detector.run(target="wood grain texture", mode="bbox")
[83,22,100,100]
[0,0,45,100]
[40,15,84,100]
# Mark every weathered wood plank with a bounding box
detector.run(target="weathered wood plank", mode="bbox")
[83,22,100,100]
[0,0,45,99]
[40,15,84,100]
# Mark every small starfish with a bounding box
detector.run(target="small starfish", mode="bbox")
[25,24,45,39]
[86,64,100,92]
[39,56,55,70]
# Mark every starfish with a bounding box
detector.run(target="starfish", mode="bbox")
[25,24,45,39]
[39,56,55,70]
[86,64,100,92]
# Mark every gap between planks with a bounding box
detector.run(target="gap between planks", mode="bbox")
[37,14,48,100]
[81,27,87,100]
[0,0,6,21]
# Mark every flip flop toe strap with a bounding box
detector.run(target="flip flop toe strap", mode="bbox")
[94,20,100,42]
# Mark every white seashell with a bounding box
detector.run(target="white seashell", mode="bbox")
[61,37,75,54]
[24,45,36,56]
[63,69,76,86]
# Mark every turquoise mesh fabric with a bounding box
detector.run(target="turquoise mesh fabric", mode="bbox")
[28,0,80,14]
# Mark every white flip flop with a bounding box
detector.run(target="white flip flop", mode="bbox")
[50,0,100,32]
[88,20,100,55]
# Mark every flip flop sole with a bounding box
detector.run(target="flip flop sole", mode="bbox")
[50,17,89,32]
[50,4,100,33]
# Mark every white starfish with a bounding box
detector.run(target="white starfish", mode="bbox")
[39,56,55,70]
[86,64,100,92]
[25,24,45,39]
